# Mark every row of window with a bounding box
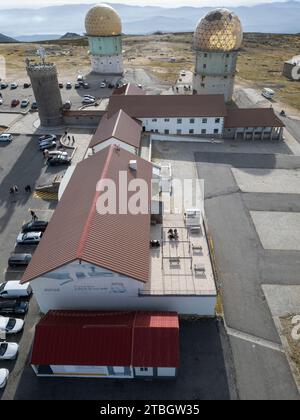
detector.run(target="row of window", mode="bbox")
[151,128,219,135]
[150,118,221,124]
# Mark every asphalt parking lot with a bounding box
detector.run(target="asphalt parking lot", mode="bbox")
[195,150,300,400]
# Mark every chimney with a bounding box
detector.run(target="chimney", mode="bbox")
[129,160,137,171]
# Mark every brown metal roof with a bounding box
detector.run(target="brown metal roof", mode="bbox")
[89,110,142,149]
[22,146,153,284]
[107,94,227,119]
[225,108,285,128]
[113,83,146,96]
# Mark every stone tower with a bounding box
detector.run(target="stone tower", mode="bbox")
[85,4,123,75]
[193,9,243,102]
[26,61,63,127]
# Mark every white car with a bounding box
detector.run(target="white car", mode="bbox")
[82,97,95,104]
[84,95,95,100]
[47,150,68,158]
[100,82,106,88]
[10,82,18,89]
[16,231,43,245]
[0,342,18,360]
[0,134,13,143]
[0,281,32,298]
[0,98,3,105]
[0,369,9,389]
[0,316,24,334]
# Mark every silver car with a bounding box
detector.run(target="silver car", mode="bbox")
[16,232,43,245]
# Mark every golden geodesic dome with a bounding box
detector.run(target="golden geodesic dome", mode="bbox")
[194,9,243,52]
[85,4,122,36]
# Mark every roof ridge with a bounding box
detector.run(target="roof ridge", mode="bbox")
[76,145,115,261]
[112,109,123,138]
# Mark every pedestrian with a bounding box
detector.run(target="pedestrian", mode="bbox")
[64,131,68,138]
[30,210,38,221]
[14,185,19,193]
[67,135,71,144]
[72,136,75,145]
[25,185,32,193]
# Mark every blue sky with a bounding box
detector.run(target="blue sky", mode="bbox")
[0,0,292,9]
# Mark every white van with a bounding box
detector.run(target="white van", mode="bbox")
[0,281,32,299]
[262,88,275,100]
[0,134,13,143]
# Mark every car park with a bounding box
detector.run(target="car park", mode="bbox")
[0,369,9,389]
[0,300,28,315]
[31,102,38,110]
[22,221,48,233]
[10,82,18,90]
[16,231,43,245]
[39,140,57,151]
[21,99,30,108]
[0,134,13,143]
[11,99,20,108]
[0,342,19,360]
[47,155,72,166]
[8,253,32,268]
[0,316,24,334]
[0,281,32,299]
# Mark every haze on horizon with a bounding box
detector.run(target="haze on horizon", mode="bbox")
[0,0,294,9]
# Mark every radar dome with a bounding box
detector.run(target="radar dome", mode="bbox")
[85,4,122,37]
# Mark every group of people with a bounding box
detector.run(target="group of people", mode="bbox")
[168,229,179,241]
[64,132,75,146]
[10,184,32,196]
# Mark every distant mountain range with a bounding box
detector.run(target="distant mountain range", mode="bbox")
[0,33,18,43]
[0,1,299,41]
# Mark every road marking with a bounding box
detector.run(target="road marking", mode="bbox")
[33,191,58,201]
[226,327,284,353]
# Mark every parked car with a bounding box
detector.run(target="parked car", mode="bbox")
[75,83,81,89]
[8,253,32,268]
[63,100,72,110]
[16,232,43,245]
[0,300,28,315]
[59,83,64,89]
[23,82,31,88]
[38,134,57,143]
[83,82,90,89]
[39,140,57,151]
[31,102,38,110]
[82,97,95,105]
[0,134,13,143]
[22,221,48,233]
[11,99,20,108]
[77,75,84,82]
[47,150,68,158]
[100,82,106,88]
[0,316,24,334]
[21,99,30,108]
[66,82,72,89]
[1,82,8,89]
[0,342,18,360]
[0,369,9,389]
[0,281,32,299]
[0,98,3,105]
[47,155,72,166]
[10,83,18,90]
[84,95,95,100]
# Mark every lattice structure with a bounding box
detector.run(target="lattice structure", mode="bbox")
[194,8,243,52]
[85,4,122,37]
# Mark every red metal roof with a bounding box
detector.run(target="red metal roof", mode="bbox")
[107,94,227,119]
[225,107,285,128]
[21,145,153,284]
[89,110,142,149]
[31,311,180,368]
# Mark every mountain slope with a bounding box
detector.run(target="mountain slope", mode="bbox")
[0,33,18,43]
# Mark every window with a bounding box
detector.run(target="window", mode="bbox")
[164,118,170,122]
[202,118,207,124]
[190,119,195,124]
[214,129,219,134]
[203,64,207,69]
[152,119,157,122]
[201,129,207,135]
[215,118,220,123]
[177,119,182,124]
[165,129,170,135]
[177,129,182,135]
[204,53,208,58]
[140,368,149,372]
[189,129,194,134]
[201,83,205,88]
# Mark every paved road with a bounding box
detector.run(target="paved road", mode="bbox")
[195,151,300,400]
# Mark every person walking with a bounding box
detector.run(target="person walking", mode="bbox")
[30,210,38,221]
[14,185,19,193]
[25,185,32,193]
[72,136,75,146]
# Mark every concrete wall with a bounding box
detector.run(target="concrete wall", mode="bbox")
[90,54,123,75]
[141,117,224,136]
[63,111,103,127]
[30,260,216,316]
[93,137,136,154]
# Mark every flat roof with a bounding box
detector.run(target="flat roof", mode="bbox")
[225,108,285,128]
[22,145,153,284]
[89,110,142,149]
[31,311,179,368]
[107,94,227,119]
